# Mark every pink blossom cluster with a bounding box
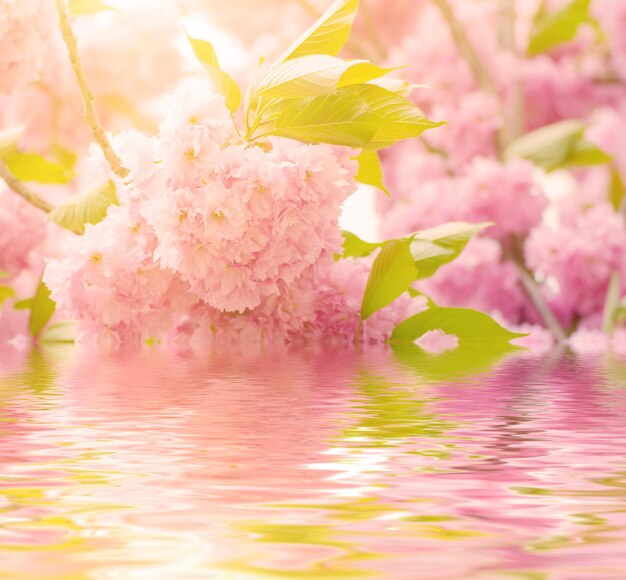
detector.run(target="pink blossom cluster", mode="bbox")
[0,0,55,93]
[592,0,626,81]
[44,82,423,348]
[375,0,626,348]
[380,156,546,241]
[526,202,626,327]
[0,186,47,276]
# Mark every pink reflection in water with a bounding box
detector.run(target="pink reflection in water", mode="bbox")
[0,346,625,579]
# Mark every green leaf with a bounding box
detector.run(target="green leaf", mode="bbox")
[29,279,56,339]
[338,230,381,259]
[49,180,118,235]
[609,169,625,211]
[68,0,115,15]
[392,341,518,381]
[410,222,491,279]
[14,298,33,310]
[527,0,591,56]
[277,0,359,63]
[603,272,621,334]
[0,125,24,155]
[2,150,74,184]
[390,307,525,345]
[186,32,242,113]
[0,285,15,305]
[360,239,417,321]
[504,120,590,171]
[564,138,612,167]
[356,150,389,196]
[338,63,399,87]
[264,84,443,148]
[369,77,417,98]
[256,55,371,99]
[50,144,78,172]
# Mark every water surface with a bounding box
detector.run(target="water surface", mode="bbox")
[1,346,626,579]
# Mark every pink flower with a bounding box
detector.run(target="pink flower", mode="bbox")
[525,203,626,326]
[421,238,532,325]
[593,0,626,80]
[0,0,55,93]
[0,186,47,276]
[44,206,193,348]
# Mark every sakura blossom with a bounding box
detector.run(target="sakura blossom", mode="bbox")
[0,0,55,93]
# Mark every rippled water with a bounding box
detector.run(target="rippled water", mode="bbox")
[1,345,626,579]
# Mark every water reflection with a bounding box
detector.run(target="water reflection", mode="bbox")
[0,347,625,578]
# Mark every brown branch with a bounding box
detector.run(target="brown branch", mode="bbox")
[431,0,497,94]
[512,254,567,343]
[0,160,53,214]
[497,0,525,145]
[53,0,128,179]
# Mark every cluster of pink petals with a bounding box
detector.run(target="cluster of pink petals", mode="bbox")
[375,0,626,344]
[140,83,356,312]
[44,205,194,350]
[380,157,546,241]
[421,238,532,325]
[171,256,426,351]
[0,0,55,93]
[593,0,626,81]
[525,203,626,327]
[44,82,422,348]
[0,186,47,276]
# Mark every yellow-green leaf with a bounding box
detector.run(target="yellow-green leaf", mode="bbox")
[609,169,625,211]
[186,32,242,113]
[391,307,525,345]
[410,222,491,279]
[68,0,115,15]
[338,63,399,87]
[356,150,389,196]
[29,279,56,339]
[0,285,15,305]
[264,83,443,148]
[277,0,359,63]
[2,150,74,184]
[338,230,381,259]
[49,180,118,235]
[564,138,612,167]
[528,0,591,56]
[361,239,417,321]
[504,120,586,171]
[256,55,369,99]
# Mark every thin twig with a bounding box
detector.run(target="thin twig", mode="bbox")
[497,0,525,145]
[53,0,128,179]
[0,160,53,214]
[431,0,497,94]
[513,257,567,343]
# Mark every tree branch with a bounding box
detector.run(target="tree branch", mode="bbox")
[513,256,567,343]
[0,160,54,214]
[431,0,497,94]
[497,0,525,145]
[53,0,128,179]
